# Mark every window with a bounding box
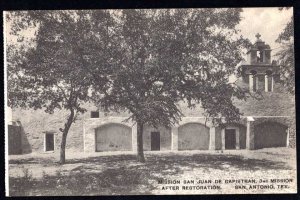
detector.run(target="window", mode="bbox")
[257,50,263,63]
[256,51,260,62]
[91,111,99,118]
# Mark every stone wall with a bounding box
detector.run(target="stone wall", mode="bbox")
[11,104,296,154]
[254,122,288,149]
[233,79,295,117]
[10,78,296,153]
[178,123,210,150]
[12,108,85,153]
[84,117,213,152]
[84,117,135,153]
[9,66,296,153]
[250,116,295,149]
[142,125,171,151]
[95,123,132,151]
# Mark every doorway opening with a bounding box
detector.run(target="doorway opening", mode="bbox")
[45,133,54,152]
[225,129,236,149]
[151,132,160,151]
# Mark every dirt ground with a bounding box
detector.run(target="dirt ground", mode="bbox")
[7,147,297,196]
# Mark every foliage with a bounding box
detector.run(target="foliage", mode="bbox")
[7,9,250,162]
[82,9,251,161]
[88,9,250,126]
[6,11,109,163]
[275,8,294,94]
[7,11,94,114]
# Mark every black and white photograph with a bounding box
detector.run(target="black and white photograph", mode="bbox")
[4,7,296,196]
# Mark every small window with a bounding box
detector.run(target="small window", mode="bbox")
[256,51,261,62]
[91,111,99,118]
[257,50,263,62]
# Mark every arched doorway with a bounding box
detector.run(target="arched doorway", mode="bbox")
[95,123,132,151]
[178,123,209,150]
[254,122,288,149]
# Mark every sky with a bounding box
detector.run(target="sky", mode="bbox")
[5,8,293,49]
[6,8,293,42]
[238,7,293,53]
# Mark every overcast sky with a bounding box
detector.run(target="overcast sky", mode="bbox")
[238,7,293,51]
[5,7,293,55]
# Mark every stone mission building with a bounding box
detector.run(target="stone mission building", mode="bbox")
[7,35,295,155]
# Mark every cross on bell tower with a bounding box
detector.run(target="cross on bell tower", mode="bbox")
[255,33,261,40]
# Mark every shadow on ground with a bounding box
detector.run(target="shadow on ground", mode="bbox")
[9,153,293,196]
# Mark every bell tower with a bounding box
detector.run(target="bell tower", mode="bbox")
[240,34,279,92]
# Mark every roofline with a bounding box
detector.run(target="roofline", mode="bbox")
[239,64,279,67]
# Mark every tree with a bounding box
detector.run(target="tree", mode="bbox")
[7,9,250,163]
[275,8,294,93]
[6,11,110,164]
[86,9,250,162]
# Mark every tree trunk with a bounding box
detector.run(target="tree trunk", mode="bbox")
[136,121,145,162]
[59,109,75,164]
[60,131,67,164]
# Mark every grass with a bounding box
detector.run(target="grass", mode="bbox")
[8,148,296,196]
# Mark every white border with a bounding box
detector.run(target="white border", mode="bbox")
[4,11,9,196]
